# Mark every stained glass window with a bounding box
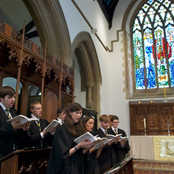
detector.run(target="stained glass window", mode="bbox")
[133,0,174,90]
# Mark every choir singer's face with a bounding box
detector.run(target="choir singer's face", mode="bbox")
[112,119,119,128]
[0,94,15,109]
[31,104,42,118]
[58,111,66,121]
[85,118,94,132]
[100,121,109,129]
[70,110,82,123]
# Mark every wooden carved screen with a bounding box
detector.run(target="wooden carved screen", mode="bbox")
[129,100,174,135]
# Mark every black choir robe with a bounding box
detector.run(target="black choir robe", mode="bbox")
[84,132,99,174]
[25,116,53,148]
[0,106,19,158]
[107,127,130,164]
[94,128,112,174]
[47,124,84,174]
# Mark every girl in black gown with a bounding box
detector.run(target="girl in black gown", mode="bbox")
[82,116,105,174]
[47,103,94,174]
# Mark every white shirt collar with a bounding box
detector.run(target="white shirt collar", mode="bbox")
[0,102,8,111]
[112,126,118,132]
[57,117,63,125]
[100,126,107,134]
[31,114,39,120]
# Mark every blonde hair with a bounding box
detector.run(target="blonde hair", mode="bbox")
[30,102,41,109]
[99,114,109,123]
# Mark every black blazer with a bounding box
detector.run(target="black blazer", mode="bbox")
[26,116,53,148]
[107,127,130,164]
[94,128,112,174]
[0,106,18,158]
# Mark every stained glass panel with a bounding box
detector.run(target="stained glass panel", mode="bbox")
[133,0,174,91]
[144,28,157,89]
[148,8,155,22]
[154,27,169,87]
[142,4,150,12]
[170,4,174,17]
[133,18,141,31]
[164,0,171,8]
[147,0,154,5]
[154,15,163,28]
[158,6,166,20]
[138,10,145,24]
[143,16,152,29]
[165,24,174,87]
[153,2,160,10]
[165,13,173,26]
[133,31,145,89]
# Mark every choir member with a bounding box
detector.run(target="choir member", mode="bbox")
[47,102,94,174]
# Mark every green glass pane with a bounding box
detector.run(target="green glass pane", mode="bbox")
[142,4,150,12]
[164,0,171,8]
[153,2,160,10]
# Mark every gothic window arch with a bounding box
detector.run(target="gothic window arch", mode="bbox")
[132,0,174,91]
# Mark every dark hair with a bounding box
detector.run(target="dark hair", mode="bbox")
[0,86,16,98]
[110,115,119,122]
[57,106,66,116]
[65,102,83,137]
[82,116,94,133]
[99,114,109,123]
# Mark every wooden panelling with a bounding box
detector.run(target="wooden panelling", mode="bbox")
[130,100,174,135]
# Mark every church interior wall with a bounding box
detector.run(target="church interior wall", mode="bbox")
[59,0,111,115]
[73,54,86,108]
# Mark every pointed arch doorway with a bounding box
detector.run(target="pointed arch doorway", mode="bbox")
[72,32,102,120]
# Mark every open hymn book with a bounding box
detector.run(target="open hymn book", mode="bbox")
[7,115,38,123]
[74,132,110,149]
[106,134,122,140]
[45,119,61,132]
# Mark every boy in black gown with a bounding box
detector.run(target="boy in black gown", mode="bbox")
[107,115,130,164]
[94,114,113,174]
[25,102,53,148]
[0,86,29,159]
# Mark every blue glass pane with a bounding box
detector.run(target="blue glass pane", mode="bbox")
[147,0,154,5]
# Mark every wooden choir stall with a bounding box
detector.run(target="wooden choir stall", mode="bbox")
[104,156,134,174]
[0,19,75,122]
[0,148,51,174]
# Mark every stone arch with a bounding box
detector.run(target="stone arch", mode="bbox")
[72,31,102,117]
[23,0,72,65]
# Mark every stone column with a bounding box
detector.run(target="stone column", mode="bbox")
[85,83,94,109]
